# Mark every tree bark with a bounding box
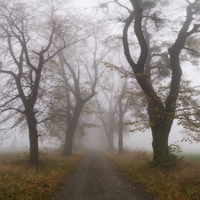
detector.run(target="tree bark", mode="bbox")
[26,107,39,164]
[107,112,115,151]
[151,125,170,164]
[61,100,84,156]
[118,96,124,154]
[147,102,173,165]
[108,131,114,151]
[118,124,124,154]
[62,128,74,156]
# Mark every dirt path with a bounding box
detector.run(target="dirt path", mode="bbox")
[53,152,155,200]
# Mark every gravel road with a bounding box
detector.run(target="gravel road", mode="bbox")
[53,152,155,200]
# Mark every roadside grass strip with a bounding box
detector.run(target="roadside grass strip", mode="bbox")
[0,152,84,200]
[105,151,200,200]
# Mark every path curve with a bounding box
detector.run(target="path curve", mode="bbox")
[53,151,155,200]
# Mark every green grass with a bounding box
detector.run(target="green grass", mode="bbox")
[0,151,84,200]
[182,153,200,161]
[105,150,200,200]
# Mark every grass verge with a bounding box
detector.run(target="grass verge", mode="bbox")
[0,151,84,200]
[105,150,200,200]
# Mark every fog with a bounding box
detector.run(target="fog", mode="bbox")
[1,121,200,155]
[69,0,200,155]
[0,0,200,158]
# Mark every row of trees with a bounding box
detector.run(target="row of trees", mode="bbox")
[0,0,104,163]
[0,0,200,166]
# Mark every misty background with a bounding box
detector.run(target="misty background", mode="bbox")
[0,0,200,156]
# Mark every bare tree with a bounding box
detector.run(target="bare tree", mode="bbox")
[95,70,122,152]
[45,23,109,156]
[0,0,79,164]
[118,79,129,154]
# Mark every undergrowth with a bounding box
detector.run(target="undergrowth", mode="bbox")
[0,152,84,200]
[105,150,200,200]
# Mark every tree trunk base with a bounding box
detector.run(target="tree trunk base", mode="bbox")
[28,156,39,165]
[61,147,73,156]
[118,149,124,154]
[151,125,170,166]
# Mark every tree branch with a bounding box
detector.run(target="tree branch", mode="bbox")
[122,11,136,69]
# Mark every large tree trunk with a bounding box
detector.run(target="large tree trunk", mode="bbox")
[148,104,173,165]
[62,127,74,156]
[62,101,83,156]
[151,124,170,165]
[26,110,39,164]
